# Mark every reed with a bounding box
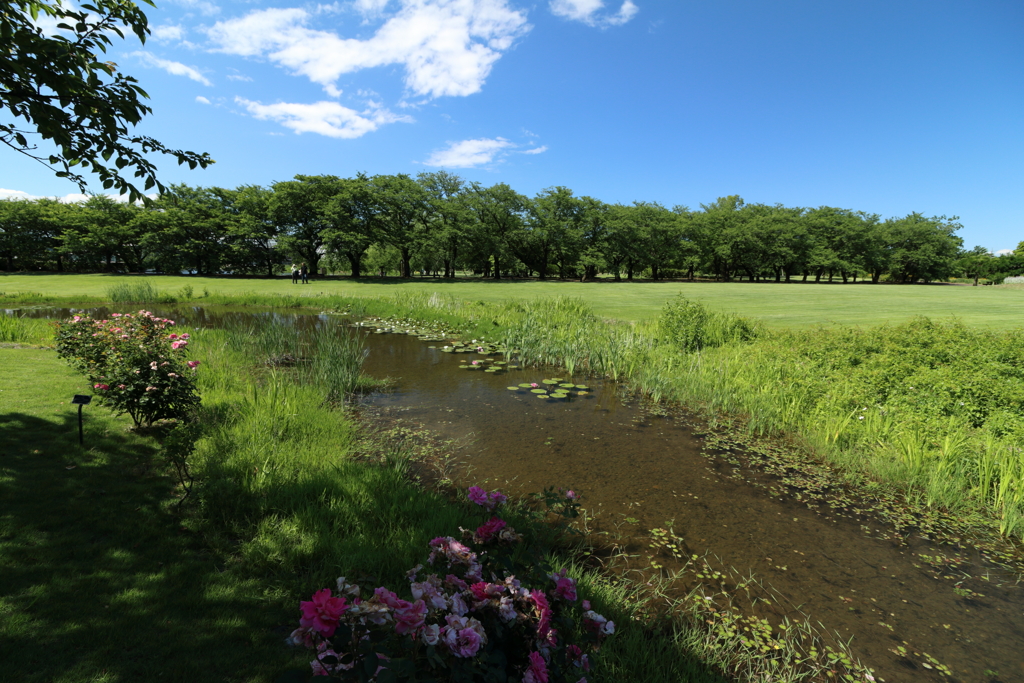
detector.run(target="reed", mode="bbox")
[0,314,52,344]
[332,293,1024,541]
[106,280,161,303]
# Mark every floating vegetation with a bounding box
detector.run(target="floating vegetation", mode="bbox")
[505,378,594,403]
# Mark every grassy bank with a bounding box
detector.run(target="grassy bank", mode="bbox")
[7,316,825,682]
[3,272,1024,328]
[299,293,1024,549]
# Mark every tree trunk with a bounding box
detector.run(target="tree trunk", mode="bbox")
[494,253,501,280]
[841,270,848,284]
[399,248,411,278]
[347,251,363,278]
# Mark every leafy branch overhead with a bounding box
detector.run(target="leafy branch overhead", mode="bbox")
[0,0,213,201]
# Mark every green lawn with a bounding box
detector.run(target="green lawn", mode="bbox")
[3,272,1023,328]
[0,348,300,682]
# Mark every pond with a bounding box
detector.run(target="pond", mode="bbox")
[10,305,1024,683]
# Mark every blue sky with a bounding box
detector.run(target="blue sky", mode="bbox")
[3,0,1022,252]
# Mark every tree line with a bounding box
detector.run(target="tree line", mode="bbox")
[2,173,1020,283]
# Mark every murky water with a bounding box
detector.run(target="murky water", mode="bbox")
[11,305,1024,682]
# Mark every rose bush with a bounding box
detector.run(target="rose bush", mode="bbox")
[55,310,200,427]
[285,487,612,683]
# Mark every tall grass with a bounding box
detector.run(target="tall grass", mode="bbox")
[314,292,1024,541]
[0,314,52,344]
[107,280,161,303]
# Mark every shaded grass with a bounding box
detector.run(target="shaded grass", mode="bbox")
[3,272,1024,328]
[0,348,301,682]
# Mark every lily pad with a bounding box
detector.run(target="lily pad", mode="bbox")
[577,391,589,395]
[530,389,548,394]
[536,394,550,399]
[542,379,558,385]
[574,384,589,390]
[507,386,520,391]
[518,383,533,388]
[458,365,469,369]
[549,378,563,382]
[559,383,575,388]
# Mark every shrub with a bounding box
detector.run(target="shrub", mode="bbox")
[54,310,200,426]
[284,487,610,683]
[659,295,759,352]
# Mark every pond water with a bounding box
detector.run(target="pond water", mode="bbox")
[10,305,1024,683]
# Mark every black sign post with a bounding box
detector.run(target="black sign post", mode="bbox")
[71,395,92,446]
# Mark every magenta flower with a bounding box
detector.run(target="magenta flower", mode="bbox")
[565,490,578,500]
[550,569,577,602]
[93,383,109,390]
[475,516,506,542]
[530,382,539,388]
[467,486,488,506]
[187,360,201,369]
[523,651,549,683]
[531,589,553,641]
[299,589,348,637]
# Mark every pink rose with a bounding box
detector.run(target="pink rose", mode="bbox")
[467,486,488,506]
[421,624,441,646]
[299,589,348,637]
[475,516,506,542]
[393,599,427,635]
[550,569,577,602]
[93,383,109,390]
[523,651,549,683]
[187,360,200,369]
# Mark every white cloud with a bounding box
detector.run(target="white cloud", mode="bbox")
[0,189,151,203]
[425,137,515,167]
[521,145,547,154]
[226,73,253,82]
[353,0,391,17]
[236,97,411,138]
[166,0,220,16]
[207,0,531,99]
[196,96,212,104]
[151,24,185,43]
[995,248,1014,256]
[132,52,213,86]
[0,188,35,201]
[550,0,637,27]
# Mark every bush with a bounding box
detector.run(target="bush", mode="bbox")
[54,310,201,426]
[659,295,759,352]
[107,280,161,303]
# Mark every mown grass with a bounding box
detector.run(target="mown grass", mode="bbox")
[0,348,303,682]
[3,272,1024,328]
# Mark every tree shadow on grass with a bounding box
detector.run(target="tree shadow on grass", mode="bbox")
[0,411,300,683]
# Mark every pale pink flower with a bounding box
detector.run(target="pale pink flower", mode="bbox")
[565,490,578,500]
[393,599,427,635]
[421,624,441,646]
[187,360,200,369]
[93,383,109,390]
